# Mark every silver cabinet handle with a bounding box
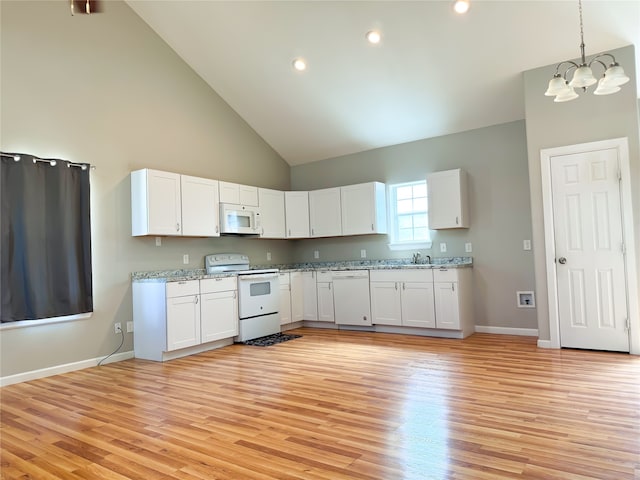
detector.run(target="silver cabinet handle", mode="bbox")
[176,223,180,231]
[403,282,406,290]
[455,216,459,225]
[371,223,374,231]
[194,295,199,304]
[558,257,567,264]
[216,225,219,234]
[395,282,398,290]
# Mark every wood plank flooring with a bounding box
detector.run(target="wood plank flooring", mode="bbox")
[1,328,639,479]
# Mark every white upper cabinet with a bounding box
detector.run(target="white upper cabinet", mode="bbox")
[258,188,286,238]
[309,187,342,237]
[285,191,310,238]
[427,168,469,229]
[131,169,182,236]
[181,175,220,237]
[340,182,387,236]
[219,181,259,206]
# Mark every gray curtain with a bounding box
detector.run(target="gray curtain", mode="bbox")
[1,153,93,322]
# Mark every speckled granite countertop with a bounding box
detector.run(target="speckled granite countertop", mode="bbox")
[132,257,472,283]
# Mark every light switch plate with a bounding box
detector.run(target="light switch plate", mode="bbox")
[360,249,366,258]
[440,243,447,253]
[266,252,272,261]
[523,240,532,251]
[314,250,320,259]
[155,237,162,247]
[183,254,189,264]
[465,243,472,253]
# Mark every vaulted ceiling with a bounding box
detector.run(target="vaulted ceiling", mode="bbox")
[126,1,640,166]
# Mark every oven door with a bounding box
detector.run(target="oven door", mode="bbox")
[237,273,279,319]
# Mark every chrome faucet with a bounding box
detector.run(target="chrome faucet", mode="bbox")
[412,252,421,264]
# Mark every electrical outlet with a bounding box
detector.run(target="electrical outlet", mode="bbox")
[314,250,319,259]
[126,321,133,333]
[183,254,189,264]
[465,243,472,253]
[440,243,447,253]
[266,252,272,261]
[155,237,162,247]
[114,322,122,334]
[523,239,532,251]
[360,249,366,258]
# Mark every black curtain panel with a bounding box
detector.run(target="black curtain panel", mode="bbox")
[0,153,93,322]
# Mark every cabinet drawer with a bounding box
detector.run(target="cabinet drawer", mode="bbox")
[279,272,290,285]
[370,269,433,283]
[166,280,199,298]
[316,270,333,282]
[433,268,459,282]
[200,277,236,294]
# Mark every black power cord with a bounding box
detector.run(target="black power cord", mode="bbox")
[98,326,125,366]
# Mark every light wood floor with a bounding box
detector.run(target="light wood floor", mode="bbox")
[1,329,639,480]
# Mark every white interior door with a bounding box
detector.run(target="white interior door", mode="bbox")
[550,148,629,352]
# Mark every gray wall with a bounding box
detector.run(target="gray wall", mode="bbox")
[0,1,292,378]
[291,120,538,330]
[523,45,639,342]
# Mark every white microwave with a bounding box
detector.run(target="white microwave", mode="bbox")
[219,203,261,235]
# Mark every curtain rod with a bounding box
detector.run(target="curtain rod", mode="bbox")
[0,152,95,170]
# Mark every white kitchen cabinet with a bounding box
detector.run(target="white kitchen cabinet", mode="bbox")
[332,271,372,326]
[370,281,402,326]
[258,188,286,238]
[433,267,473,335]
[200,277,238,343]
[302,271,318,320]
[370,270,435,328]
[181,175,220,237]
[290,272,304,322]
[285,191,310,238]
[340,182,387,236]
[427,168,469,230]
[316,271,335,322]
[166,281,201,351]
[131,169,182,236]
[427,168,469,229]
[279,273,292,326]
[219,181,259,206]
[309,187,342,237]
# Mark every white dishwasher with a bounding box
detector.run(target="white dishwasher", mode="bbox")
[332,270,372,326]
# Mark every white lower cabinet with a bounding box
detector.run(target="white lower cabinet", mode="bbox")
[370,270,435,328]
[279,273,292,326]
[433,267,473,335]
[302,271,318,320]
[316,271,335,322]
[200,278,238,342]
[133,277,238,361]
[280,272,305,326]
[166,281,201,351]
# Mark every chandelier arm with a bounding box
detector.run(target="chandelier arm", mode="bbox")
[554,60,580,77]
[588,53,616,68]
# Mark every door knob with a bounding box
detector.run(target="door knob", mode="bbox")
[558,257,567,264]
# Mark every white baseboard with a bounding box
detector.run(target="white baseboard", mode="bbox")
[536,339,555,349]
[474,325,539,337]
[1,350,134,387]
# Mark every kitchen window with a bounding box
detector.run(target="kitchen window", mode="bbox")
[387,180,431,251]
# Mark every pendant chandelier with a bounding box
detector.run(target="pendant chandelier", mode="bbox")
[544,0,629,102]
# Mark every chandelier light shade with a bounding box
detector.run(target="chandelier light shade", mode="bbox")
[545,0,629,102]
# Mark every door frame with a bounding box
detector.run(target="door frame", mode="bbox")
[540,137,639,354]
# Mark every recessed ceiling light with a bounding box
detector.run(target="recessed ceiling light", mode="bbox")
[292,58,307,72]
[453,0,470,14]
[366,30,381,44]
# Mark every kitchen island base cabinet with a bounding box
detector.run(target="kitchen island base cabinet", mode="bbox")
[133,278,238,362]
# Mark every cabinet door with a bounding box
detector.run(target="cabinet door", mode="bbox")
[370,282,402,325]
[402,282,436,328]
[427,169,469,229]
[309,187,342,237]
[279,282,292,326]
[285,191,310,238]
[290,272,304,322]
[219,181,240,204]
[131,169,182,236]
[316,282,334,322]
[258,188,286,238]
[302,272,318,320]
[434,282,460,329]
[200,290,238,343]
[239,185,259,206]
[181,175,219,237]
[341,182,387,235]
[166,294,201,351]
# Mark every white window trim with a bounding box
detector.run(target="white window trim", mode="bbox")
[0,312,93,330]
[387,181,432,251]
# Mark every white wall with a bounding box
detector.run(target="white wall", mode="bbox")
[0,1,292,378]
[523,45,639,343]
